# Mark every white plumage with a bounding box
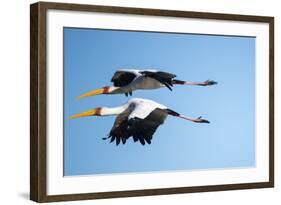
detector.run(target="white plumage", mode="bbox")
[116,69,158,75]
[127,98,167,119]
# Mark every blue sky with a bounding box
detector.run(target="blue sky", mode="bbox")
[63,27,256,176]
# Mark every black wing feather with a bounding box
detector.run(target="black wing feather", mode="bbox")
[111,71,137,87]
[121,137,126,144]
[108,108,168,145]
[110,135,116,143]
[140,71,176,91]
[133,136,138,142]
[116,137,121,145]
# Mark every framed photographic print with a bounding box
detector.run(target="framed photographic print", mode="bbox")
[30,1,274,202]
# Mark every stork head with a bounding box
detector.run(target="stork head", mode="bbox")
[77,86,120,99]
[69,105,128,120]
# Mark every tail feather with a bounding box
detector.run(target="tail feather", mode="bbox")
[172,79,185,84]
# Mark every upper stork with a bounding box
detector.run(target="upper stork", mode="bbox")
[77,69,217,99]
[69,98,210,145]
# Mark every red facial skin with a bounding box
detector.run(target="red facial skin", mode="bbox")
[95,107,102,116]
[102,86,110,94]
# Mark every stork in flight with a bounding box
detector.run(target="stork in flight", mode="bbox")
[69,98,210,146]
[77,69,217,99]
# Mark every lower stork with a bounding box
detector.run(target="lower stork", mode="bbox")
[77,69,217,99]
[69,98,210,145]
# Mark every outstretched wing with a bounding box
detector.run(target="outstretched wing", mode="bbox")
[140,71,176,91]
[108,107,132,145]
[128,108,168,145]
[108,108,168,146]
[111,70,138,87]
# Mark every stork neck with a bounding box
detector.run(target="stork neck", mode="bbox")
[109,86,132,94]
[107,86,121,94]
[100,105,128,116]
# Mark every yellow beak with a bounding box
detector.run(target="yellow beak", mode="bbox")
[77,88,105,100]
[69,108,100,120]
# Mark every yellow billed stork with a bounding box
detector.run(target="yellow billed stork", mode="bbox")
[69,98,209,146]
[77,69,217,99]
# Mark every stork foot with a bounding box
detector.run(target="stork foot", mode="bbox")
[194,116,210,123]
[202,80,218,86]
